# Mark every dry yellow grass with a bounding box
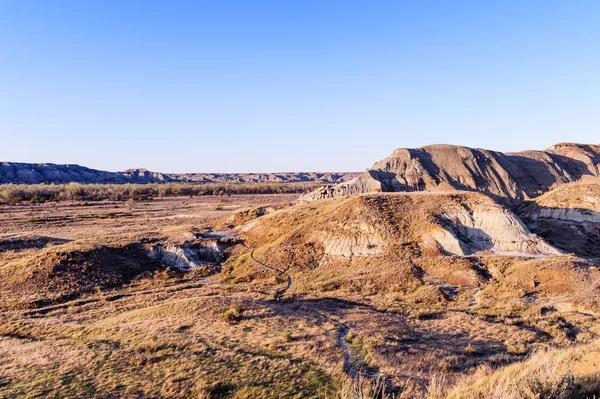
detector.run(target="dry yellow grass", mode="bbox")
[444,341,600,398]
[1,193,599,398]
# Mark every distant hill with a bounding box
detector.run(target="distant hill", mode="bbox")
[0,163,360,185]
[301,143,600,203]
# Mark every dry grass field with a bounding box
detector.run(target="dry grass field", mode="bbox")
[1,192,600,398]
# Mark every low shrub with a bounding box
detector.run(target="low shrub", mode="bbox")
[222,304,242,324]
[282,332,293,342]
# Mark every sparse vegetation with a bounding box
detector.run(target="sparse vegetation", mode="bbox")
[282,332,293,342]
[446,343,600,399]
[438,361,453,373]
[222,304,243,324]
[506,341,528,356]
[336,375,392,399]
[2,190,600,398]
[27,216,49,223]
[214,199,226,211]
[464,343,477,355]
[126,196,136,210]
[0,182,322,204]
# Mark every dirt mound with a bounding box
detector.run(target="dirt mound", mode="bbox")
[301,143,600,203]
[0,236,71,252]
[222,193,599,314]
[148,241,224,272]
[235,192,558,260]
[0,243,160,306]
[518,180,600,257]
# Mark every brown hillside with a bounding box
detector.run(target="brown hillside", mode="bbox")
[518,179,600,258]
[232,192,559,261]
[223,192,600,318]
[301,143,600,203]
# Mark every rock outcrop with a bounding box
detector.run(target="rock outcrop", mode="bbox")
[235,192,560,261]
[517,181,600,257]
[428,207,561,257]
[147,242,222,271]
[0,162,359,185]
[301,143,600,203]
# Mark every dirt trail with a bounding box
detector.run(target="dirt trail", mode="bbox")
[242,244,292,301]
[237,239,391,383]
[327,314,383,378]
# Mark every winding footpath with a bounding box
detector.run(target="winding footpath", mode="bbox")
[242,243,387,380]
[313,310,383,378]
[242,243,292,301]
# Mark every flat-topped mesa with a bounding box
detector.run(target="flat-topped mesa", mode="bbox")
[300,143,600,203]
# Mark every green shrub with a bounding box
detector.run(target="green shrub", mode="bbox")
[222,304,242,324]
[282,332,293,342]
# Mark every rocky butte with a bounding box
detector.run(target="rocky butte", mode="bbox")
[301,143,600,203]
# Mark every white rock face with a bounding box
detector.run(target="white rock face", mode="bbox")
[428,209,561,256]
[148,243,221,271]
[320,234,384,257]
[527,208,600,223]
[301,173,383,202]
[518,182,600,223]
[515,183,600,257]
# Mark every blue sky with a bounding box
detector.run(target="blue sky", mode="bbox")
[1,1,599,173]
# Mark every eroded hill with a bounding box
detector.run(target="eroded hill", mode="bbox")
[302,143,600,203]
[517,179,600,258]
[217,190,600,396]
[222,192,600,312]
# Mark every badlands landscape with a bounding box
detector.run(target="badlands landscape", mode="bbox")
[2,143,600,398]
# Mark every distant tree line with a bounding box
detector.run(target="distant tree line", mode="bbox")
[0,182,322,204]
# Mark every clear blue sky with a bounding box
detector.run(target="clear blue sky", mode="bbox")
[1,1,598,173]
